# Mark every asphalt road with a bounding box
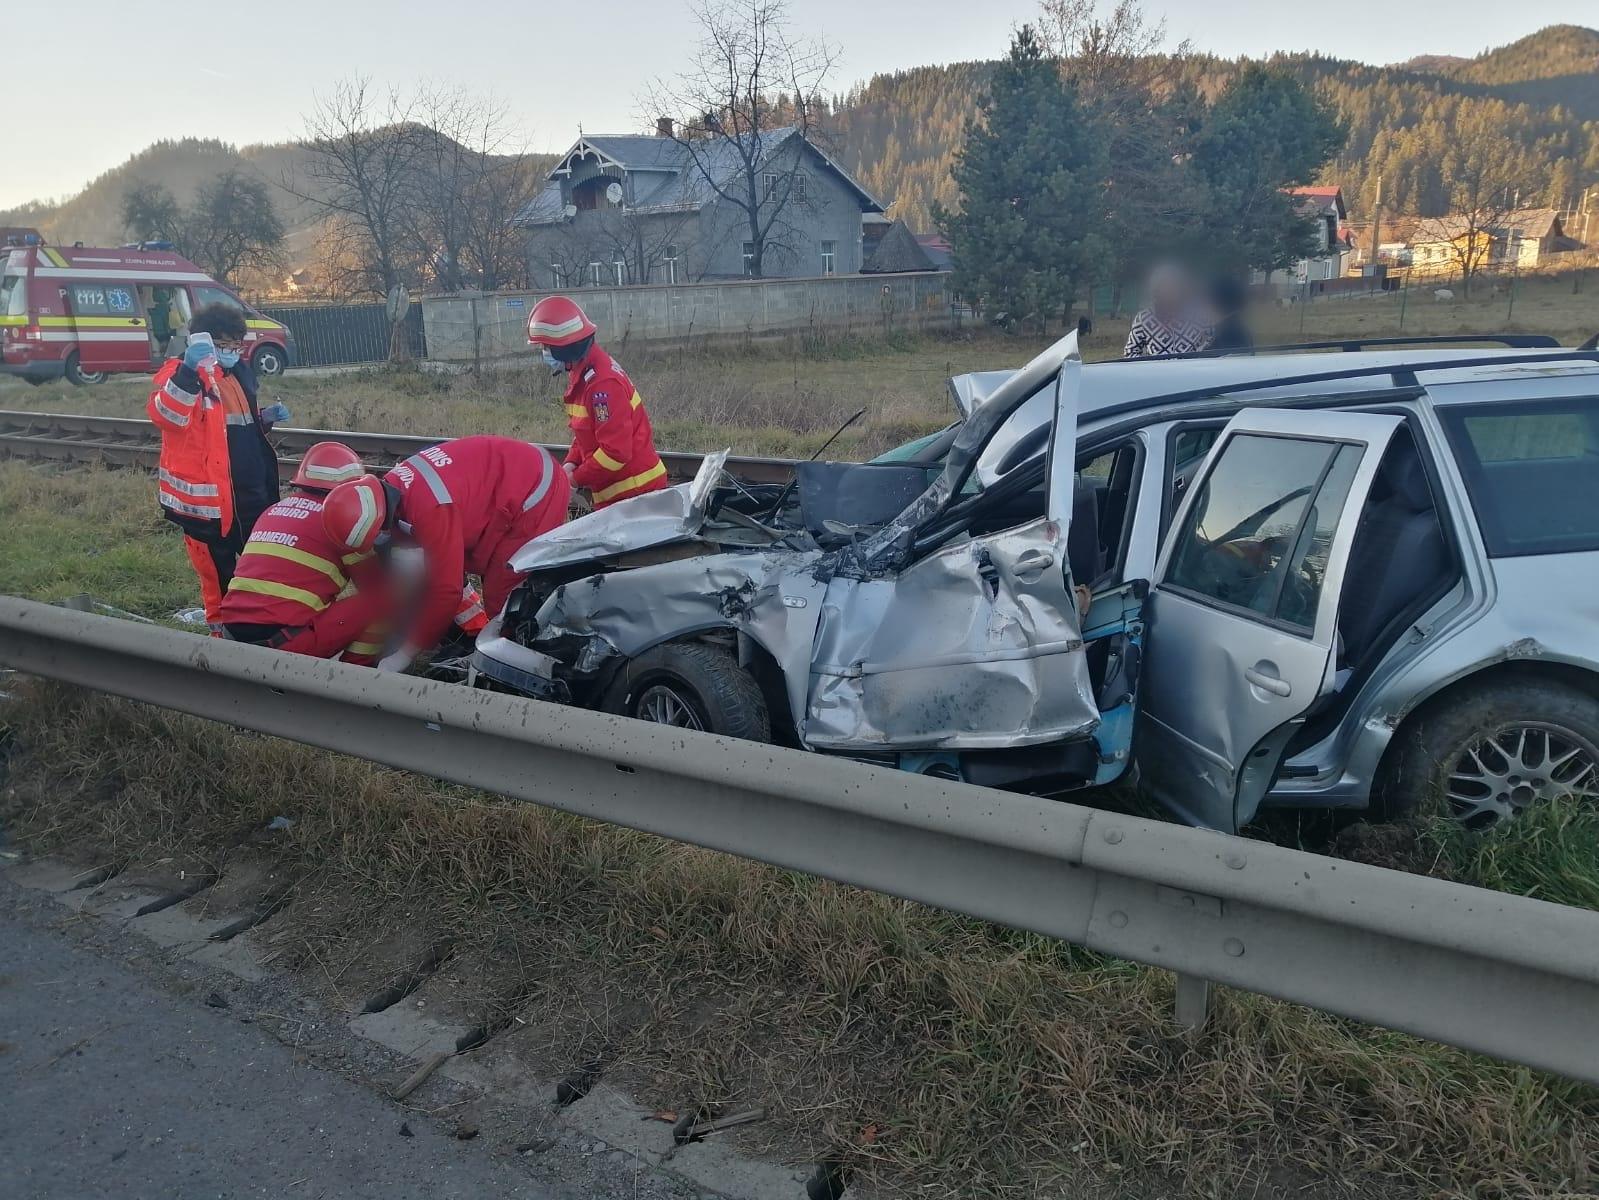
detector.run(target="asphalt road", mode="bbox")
[0,890,556,1200]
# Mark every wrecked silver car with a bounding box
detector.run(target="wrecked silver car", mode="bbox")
[477,332,1144,794]
[476,331,1599,830]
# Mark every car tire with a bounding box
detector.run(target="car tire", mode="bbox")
[252,343,286,377]
[601,642,771,742]
[64,352,106,386]
[1377,677,1599,828]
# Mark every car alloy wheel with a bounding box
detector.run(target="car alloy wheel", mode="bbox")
[635,683,706,731]
[1445,723,1598,827]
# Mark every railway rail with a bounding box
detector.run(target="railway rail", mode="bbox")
[0,409,800,486]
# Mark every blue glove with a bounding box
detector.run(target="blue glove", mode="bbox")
[260,402,291,425]
[182,333,216,371]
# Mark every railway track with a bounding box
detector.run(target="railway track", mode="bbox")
[0,409,799,486]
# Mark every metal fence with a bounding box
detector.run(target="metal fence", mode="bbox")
[256,303,426,368]
[3,595,1599,1086]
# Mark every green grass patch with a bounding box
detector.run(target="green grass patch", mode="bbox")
[1428,794,1599,911]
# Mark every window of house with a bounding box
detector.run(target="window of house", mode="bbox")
[763,173,780,200]
[742,243,756,276]
[820,240,836,276]
[589,262,602,287]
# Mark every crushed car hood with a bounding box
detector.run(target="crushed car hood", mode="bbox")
[509,450,730,572]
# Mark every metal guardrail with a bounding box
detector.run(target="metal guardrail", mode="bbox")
[0,410,800,487]
[2,597,1597,1085]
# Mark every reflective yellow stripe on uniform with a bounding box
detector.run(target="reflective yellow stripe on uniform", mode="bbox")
[564,404,588,420]
[239,540,348,588]
[592,459,667,504]
[591,448,626,472]
[630,391,643,408]
[346,641,384,656]
[225,576,330,612]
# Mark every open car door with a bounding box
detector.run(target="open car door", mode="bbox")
[1136,407,1405,831]
[805,337,1096,751]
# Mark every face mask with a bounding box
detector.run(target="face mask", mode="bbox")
[217,348,241,368]
[541,347,561,372]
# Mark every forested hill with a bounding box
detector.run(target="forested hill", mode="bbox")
[828,25,1599,229]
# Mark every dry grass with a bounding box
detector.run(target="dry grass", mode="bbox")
[2,682,1595,1200]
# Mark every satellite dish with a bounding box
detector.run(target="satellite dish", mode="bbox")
[563,203,579,219]
[605,181,624,206]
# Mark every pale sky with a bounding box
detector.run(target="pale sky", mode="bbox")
[0,0,1580,209]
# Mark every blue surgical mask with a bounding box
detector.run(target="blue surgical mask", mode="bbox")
[541,347,561,372]
[217,348,241,368]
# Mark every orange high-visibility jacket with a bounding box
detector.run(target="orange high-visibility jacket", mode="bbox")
[146,357,279,541]
[562,345,667,508]
[147,358,234,535]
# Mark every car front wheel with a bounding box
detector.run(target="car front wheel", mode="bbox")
[1380,678,1599,828]
[601,642,771,742]
[252,343,286,376]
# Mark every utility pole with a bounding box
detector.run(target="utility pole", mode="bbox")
[1368,173,1384,269]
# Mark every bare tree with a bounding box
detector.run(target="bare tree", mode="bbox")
[1414,116,1534,296]
[287,77,430,298]
[641,0,837,278]
[121,171,284,286]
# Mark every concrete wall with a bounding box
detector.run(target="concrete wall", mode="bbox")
[422,272,956,363]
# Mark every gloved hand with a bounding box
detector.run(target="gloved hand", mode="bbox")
[259,401,291,426]
[182,332,217,371]
[376,647,416,674]
[563,461,576,479]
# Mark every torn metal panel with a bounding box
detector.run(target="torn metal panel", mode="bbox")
[806,517,1097,750]
[529,548,830,731]
[509,450,731,572]
[851,331,1081,574]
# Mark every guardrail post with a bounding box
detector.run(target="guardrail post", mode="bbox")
[1175,973,1211,1030]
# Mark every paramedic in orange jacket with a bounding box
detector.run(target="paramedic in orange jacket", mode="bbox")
[218,441,391,664]
[146,303,281,630]
[525,296,667,509]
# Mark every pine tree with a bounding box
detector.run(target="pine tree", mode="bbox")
[934,26,1109,329]
[1193,63,1346,274]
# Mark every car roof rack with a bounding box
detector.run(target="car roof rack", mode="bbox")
[1093,347,1599,425]
[1131,333,1561,360]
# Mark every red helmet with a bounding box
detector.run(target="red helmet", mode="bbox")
[290,441,365,493]
[322,474,390,555]
[526,296,596,347]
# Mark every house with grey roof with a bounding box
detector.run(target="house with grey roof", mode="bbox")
[515,124,884,289]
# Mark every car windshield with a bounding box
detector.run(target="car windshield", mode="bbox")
[1,271,25,318]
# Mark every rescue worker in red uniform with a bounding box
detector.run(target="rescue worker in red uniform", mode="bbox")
[146,304,281,630]
[219,442,391,664]
[321,435,570,673]
[525,296,667,509]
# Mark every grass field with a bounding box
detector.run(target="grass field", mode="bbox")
[2,275,1598,1197]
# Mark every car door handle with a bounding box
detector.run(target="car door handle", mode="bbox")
[1244,665,1292,697]
[1012,550,1055,580]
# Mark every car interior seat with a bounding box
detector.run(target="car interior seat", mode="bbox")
[1337,441,1449,668]
[1067,479,1104,587]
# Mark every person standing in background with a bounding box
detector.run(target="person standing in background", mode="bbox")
[1123,263,1213,359]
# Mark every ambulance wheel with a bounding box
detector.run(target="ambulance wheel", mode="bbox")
[252,344,286,377]
[64,353,106,386]
[602,642,771,742]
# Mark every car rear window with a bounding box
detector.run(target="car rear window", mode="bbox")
[1,272,25,318]
[1439,399,1599,556]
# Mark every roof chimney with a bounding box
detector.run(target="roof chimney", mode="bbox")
[656,117,674,138]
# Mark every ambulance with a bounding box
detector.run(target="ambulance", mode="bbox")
[0,240,295,385]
